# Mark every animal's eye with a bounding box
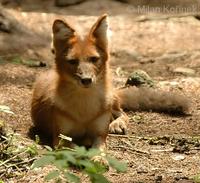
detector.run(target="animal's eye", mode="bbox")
[88,56,99,64]
[68,59,79,65]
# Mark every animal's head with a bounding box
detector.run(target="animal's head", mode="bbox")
[52,14,110,88]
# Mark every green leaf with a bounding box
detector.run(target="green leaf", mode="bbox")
[31,155,55,169]
[64,172,80,183]
[86,148,101,158]
[90,174,110,183]
[78,159,96,172]
[93,162,107,174]
[53,159,68,169]
[26,145,38,156]
[194,174,200,183]
[74,146,87,157]
[59,151,76,164]
[107,156,127,173]
[45,170,60,181]
[79,159,106,174]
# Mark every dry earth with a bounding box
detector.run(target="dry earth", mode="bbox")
[0,0,200,182]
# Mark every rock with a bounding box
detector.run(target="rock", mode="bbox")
[55,0,86,7]
[136,165,148,174]
[21,59,47,67]
[173,67,196,76]
[125,69,155,87]
[158,52,188,62]
[171,154,185,161]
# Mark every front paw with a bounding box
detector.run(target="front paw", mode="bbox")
[109,120,127,135]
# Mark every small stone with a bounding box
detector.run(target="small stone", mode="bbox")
[173,67,196,76]
[171,154,185,161]
[136,165,148,174]
[55,0,85,7]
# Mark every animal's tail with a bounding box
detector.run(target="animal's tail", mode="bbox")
[117,86,190,114]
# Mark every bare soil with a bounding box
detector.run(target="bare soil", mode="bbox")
[0,0,200,182]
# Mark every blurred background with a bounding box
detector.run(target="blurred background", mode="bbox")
[0,0,200,74]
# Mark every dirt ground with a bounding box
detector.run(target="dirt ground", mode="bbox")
[0,0,200,182]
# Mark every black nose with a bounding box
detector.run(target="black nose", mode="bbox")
[81,78,92,86]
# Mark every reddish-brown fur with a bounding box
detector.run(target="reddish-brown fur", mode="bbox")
[31,15,189,150]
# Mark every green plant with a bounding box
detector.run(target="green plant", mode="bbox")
[194,174,200,183]
[0,105,41,180]
[0,132,40,179]
[32,145,127,183]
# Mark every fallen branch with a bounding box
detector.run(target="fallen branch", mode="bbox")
[112,145,150,155]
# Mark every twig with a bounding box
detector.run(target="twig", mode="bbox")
[108,134,129,138]
[0,171,6,178]
[7,157,36,168]
[4,133,15,150]
[150,148,173,153]
[0,150,27,167]
[113,145,150,155]
[108,134,155,142]
[189,148,200,151]
[108,134,143,139]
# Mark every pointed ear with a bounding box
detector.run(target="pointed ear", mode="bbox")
[52,19,76,53]
[89,14,109,52]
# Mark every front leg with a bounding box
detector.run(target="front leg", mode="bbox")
[92,136,108,168]
[109,97,129,134]
[89,111,111,166]
[92,136,107,152]
[52,110,77,148]
[90,111,111,150]
[52,124,60,148]
[90,111,111,169]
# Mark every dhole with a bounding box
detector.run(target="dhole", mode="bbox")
[31,14,189,151]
